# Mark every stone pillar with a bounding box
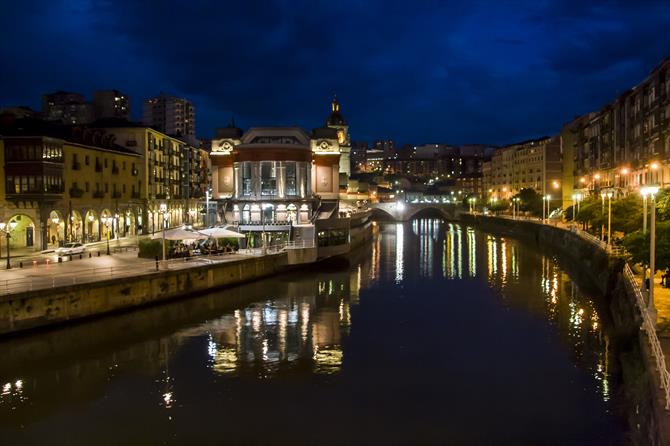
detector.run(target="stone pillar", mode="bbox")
[277,162,286,198]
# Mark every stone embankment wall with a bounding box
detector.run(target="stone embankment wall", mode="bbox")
[461,214,667,446]
[0,253,288,336]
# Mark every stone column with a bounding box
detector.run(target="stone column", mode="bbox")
[277,162,286,198]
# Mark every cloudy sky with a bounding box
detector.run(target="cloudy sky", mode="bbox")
[1,0,670,145]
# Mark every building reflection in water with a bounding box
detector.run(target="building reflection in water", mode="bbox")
[204,275,355,378]
[0,219,613,424]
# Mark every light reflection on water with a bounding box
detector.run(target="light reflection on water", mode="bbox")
[0,219,621,444]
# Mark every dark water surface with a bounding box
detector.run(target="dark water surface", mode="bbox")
[0,220,626,445]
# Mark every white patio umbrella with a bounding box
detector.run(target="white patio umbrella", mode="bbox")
[152,227,208,241]
[198,227,246,238]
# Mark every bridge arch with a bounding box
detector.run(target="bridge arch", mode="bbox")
[371,207,396,221]
[405,206,453,220]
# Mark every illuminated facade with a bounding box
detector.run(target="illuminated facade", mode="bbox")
[96,125,211,233]
[485,136,561,200]
[210,126,341,245]
[0,135,142,250]
[561,58,670,208]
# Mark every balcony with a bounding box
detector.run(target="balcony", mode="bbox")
[131,191,140,199]
[112,191,122,199]
[72,161,81,170]
[93,191,105,198]
[155,193,167,199]
[112,165,119,175]
[69,187,84,198]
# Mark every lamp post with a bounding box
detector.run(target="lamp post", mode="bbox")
[101,215,111,255]
[87,214,94,243]
[642,185,660,324]
[600,191,606,241]
[159,203,167,264]
[512,197,521,220]
[0,220,18,269]
[543,195,551,223]
[606,191,613,248]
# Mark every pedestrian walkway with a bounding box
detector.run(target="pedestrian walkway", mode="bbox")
[0,249,254,296]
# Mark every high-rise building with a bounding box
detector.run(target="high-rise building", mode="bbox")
[42,91,93,124]
[373,139,395,159]
[93,90,130,121]
[143,93,197,145]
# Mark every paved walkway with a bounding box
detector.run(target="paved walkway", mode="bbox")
[0,249,259,296]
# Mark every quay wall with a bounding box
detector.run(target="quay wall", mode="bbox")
[0,253,288,336]
[460,214,668,446]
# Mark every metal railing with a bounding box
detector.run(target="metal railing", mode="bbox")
[623,263,670,410]
[284,240,315,249]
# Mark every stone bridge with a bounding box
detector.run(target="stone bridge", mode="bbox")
[371,202,462,221]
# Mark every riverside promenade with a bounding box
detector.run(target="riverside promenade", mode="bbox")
[0,248,258,296]
[0,244,290,336]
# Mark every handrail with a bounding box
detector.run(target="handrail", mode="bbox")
[284,240,315,249]
[623,263,670,410]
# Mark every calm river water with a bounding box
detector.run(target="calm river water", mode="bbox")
[0,220,626,445]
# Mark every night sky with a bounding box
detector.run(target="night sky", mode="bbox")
[1,0,670,146]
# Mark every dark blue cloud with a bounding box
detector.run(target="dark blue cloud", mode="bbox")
[1,0,669,145]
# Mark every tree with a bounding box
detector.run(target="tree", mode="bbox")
[622,221,670,273]
[576,197,604,231]
[488,199,509,214]
[514,188,542,216]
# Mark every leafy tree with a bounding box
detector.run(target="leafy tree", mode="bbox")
[622,221,670,272]
[576,197,604,231]
[514,188,542,216]
[655,189,670,221]
[488,199,509,214]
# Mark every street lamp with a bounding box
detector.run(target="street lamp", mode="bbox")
[641,185,660,324]
[606,190,613,248]
[87,214,94,243]
[101,214,111,255]
[512,197,521,220]
[0,220,18,269]
[600,191,606,241]
[543,195,551,223]
[159,203,168,264]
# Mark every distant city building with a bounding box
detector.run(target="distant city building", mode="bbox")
[350,141,368,172]
[92,90,130,121]
[485,136,561,200]
[42,91,93,124]
[561,58,670,208]
[143,93,197,145]
[364,149,384,173]
[373,139,395,159]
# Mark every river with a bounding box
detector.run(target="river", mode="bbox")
[0,220,626,445]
